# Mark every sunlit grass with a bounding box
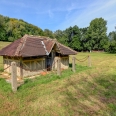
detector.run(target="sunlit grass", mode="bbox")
[0,41,11,69]
[0,41,11,50]
[0,49,116,115]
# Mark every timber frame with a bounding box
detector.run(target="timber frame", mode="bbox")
[0,34,77,78]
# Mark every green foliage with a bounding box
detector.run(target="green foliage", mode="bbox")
[0,14,44,41]
[86,18,108,51]
[69,25,82,50]
[54,18,110,52]
[109,40,116,53]
[0,15,6,41]
[0,14,116,53]
[44,29,54,38]
[108,31,116,53]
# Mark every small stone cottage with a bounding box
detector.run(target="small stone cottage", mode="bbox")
[0,34,77,78]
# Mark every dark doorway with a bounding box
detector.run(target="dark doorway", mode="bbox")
[46,51,55,71]
[46,58,51,71]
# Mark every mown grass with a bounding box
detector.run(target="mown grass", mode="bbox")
[0,56,3,70]
[0,64,90,116]
[0,41,11,50]
[0,78,12,92]
[0,49,116,115]
[0,41,11,69]
[18,65,89,91]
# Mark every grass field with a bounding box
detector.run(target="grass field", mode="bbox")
[0,42,116,116]
[0,41,11,69]
[0,41,11,50]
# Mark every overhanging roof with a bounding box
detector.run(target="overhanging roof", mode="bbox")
[0,34,77,57]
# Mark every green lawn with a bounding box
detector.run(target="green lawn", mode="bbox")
[0,44,116,115]
[0,41,11,50]
[0,41,11,70]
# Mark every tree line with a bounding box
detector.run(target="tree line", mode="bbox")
[0,14,116,53]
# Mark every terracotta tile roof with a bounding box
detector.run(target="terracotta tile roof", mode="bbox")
[43,39,55,53]
[0,39,21,56]
[0,34,77,57]
[58,42,77,55]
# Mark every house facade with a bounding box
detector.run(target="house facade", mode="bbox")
[0,34,77,78]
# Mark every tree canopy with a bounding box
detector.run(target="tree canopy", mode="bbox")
[54,18,109,52]
[0,14,115,53]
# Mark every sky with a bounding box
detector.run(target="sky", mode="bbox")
[0,0,116,34]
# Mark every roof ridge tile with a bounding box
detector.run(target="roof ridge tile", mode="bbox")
[15,35,28,56]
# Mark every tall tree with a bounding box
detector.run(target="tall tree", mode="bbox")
[44,29,54,38]
[108,31,116,41]
[0,14,44,41]
[87,18,108,51]
[70,25,81,50]
[80,27,88,51]
[0,15,6,41]
[54,30,68,45]
[108,29,116,53]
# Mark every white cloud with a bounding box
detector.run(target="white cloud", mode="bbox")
[0,0,115,33]
[48,10,54,18]
[56,0,116,33]
[0,0,29,8]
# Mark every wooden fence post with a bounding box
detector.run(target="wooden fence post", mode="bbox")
[57,58,61,76]
[88,55,91,67]
[72,57,75,72]
[11,62,17,92]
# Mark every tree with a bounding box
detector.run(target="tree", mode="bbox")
[108,31,116,41]
[0,15,6,41]
[0,14,113,53]
[0,14,45,41]
[108,29,116,53]
[44,29,54,38]
[54,30,68,45]
[80,27,88,51]
[87,18,108,51]
[70,25,81,50]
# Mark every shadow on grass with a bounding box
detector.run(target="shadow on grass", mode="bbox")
[104,52,116,55]
[63,73,116,115]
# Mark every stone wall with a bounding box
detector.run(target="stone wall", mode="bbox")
[3,56,69,77]
[3,57,46,78]
[53,56,69,70]
[61,56,69,69]
[22,58,45,77]
[4,58,20,76]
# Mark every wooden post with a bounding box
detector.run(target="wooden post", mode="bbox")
[57,58,61,76]
[11,62,17,92]
[88,55,91,67]
[72,57,75,72]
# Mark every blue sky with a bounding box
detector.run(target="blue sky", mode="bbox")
[0,0,116,34]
